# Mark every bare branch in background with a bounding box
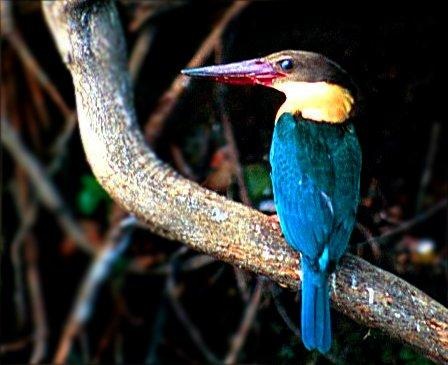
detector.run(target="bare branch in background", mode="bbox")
[356,222,381,259]
[24,236,48,364]
[144,1,250,144]
[1,119,94,254]
[416,122,442,211]
[128,25,155,82]
[224,278,264,364]
[166,255,221,365]
[144,293,168,365]
[53,216,137,364]
[41,1,448,364]
[17,176,48,365]
[357,198,447,247]
[214,46,252,208]
[170,144,198,181]
[1,1,72,119]
[270,284,301,338]
[125,1,187,33]
[0,337,32,355]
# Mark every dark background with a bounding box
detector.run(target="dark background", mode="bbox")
[1,2,447,364]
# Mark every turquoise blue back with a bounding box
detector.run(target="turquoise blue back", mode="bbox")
[270,112,361,352]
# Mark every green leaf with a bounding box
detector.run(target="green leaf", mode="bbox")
[243,163,272,203]
[77,175,111,215]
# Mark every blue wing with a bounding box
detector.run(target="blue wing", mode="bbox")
[270,113,361,265]
[270,113,335,262]
[327,123,361,259]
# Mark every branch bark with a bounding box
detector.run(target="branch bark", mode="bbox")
[41,1,448,363]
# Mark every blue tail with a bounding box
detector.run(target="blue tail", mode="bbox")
[301,260,332,353]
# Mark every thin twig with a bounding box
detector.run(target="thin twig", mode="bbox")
[79,330,90,364]
[10,203,36,328]
[2,1,72,118]
[0,337,32,354]
[416,122,442,212]
[24,236,48,364]
[1,118,94,254]
[269,284,300,338]
[144,1,250,143]
[48,113,77,171]
[269,284,343,365]
[181,254,216,272]
[166,260,220,365]
[3,52,28,328]
[213,42,256,303]
[234,269,251,303]
[3,31,65,355]
[356,223,381,259]
[214,47,251,207]
[127,1,186,33]
[170,144,198,181]
[9,163,48,364]
[114,333,124,364]
[9,187,48,365]
[215,86,254,303]
[7,119,77,329]
[92,310,121,362]
[128,24,155,82]
[144,283,168,364]
[220,114,251,205]
[357,198,447,247]
[53,216,137,364]
[224,278,264,364]
[2,0,77,171]
[23,65,50,128]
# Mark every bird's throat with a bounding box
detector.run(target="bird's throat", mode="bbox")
[274,82,354,124]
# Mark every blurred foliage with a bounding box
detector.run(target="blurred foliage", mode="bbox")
[398,347,433,365]
[243,163,272,204]
[77,175,111,216]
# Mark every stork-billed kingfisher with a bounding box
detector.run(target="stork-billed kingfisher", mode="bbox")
[182,50,361,353]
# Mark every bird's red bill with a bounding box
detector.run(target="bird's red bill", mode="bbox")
[182,58,285,86]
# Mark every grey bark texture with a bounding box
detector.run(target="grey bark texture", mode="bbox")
[42,1,448,363]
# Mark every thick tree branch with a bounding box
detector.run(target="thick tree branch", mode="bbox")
[41,1,448,363]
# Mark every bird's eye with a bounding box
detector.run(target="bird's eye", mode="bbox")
[279,59,294,71]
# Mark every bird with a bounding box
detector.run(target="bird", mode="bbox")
[182,50,362,353]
